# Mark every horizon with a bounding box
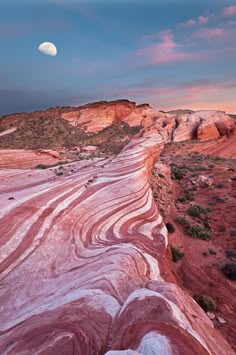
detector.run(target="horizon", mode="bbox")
[1,1,236,115]
[0,98,235,119]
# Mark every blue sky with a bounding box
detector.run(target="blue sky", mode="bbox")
[0,0,236,115]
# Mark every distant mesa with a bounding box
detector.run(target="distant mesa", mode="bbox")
[38,42,57,56]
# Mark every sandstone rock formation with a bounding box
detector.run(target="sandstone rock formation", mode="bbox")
[197,121,220,141]
[172,110,235,143]
[0,132,234,354]
[0,149,60,169]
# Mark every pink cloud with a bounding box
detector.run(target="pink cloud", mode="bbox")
[137,30,203,64]
[223,5,236,17]
[194,27,227,39]
[110,80,222,99]
[178,19,196,27]
[198,16,209,24]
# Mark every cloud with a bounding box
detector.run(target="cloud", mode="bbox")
[198,16,209,24]
[178,19,196,28]
[193,27,227,39]
[229,20,236,25]
[223,5,236,17]
[137,30,203,64]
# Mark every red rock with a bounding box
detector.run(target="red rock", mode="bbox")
[0,149,60,169]
[0,133,234,354]
[0,101,236,353]
[197,121,220,141]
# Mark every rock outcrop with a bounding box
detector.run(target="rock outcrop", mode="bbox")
[172,110,235,143]
[197,121,220,141]
[0,149,61,169]
[0,133,234,354]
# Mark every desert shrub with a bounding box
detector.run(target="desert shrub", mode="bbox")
[185,224,211,240]
[228,167,235,172]
[213,156,224,162]
[189,186,197,191]
[176,216,191,228]
[221,263,236,280]
[191,172,200,177]
[170,245,184,262]
[56,171,63,176]
[184,190,195,201]
[171,165,186,180]
[232,176,236,181]
[187,204,211,218]
[194,165,208,171]
[194,295,216,312]
[208,248,216,255]
[216,183,225,189]
[166,222,175,233]
[230,230,236,237]
[35,163,49,169]
[225,249,236,258]
[177,196,187,203]
[219,225,226,232]
[158,173,165,178]
[213,197,226,204]
[209,164,215,168]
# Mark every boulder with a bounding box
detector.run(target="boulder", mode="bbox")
[197,121,220,141]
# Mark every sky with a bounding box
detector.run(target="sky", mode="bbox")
[0,0,236,115]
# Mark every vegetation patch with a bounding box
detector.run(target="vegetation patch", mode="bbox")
[35,161,68,169]
[219,225,226,232]
[187,204,211,218]
[166,222,175,233]
[225,249,236,258]
[176,216,211,240]
[221,263,236,280]
[170,246,184,262]
[193,295,216,312]
[171,165,186,180]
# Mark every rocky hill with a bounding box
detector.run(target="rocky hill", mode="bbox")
[0,100,236,354]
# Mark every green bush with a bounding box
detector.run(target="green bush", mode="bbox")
[184,190,195,201]
[187,204,211,218]
[225,249,236,258]
[221,263,236,280]
[219,225,226,232]
[176,216,191,228]
[35,163,49,169]
[186,224,211,240]
[216,183,225,189]
[194,165,208,171]
[194,295,216,312]
[171,165,186,180]
[166,222,175,233]
[170,245,184,262]
[177,196,187,203]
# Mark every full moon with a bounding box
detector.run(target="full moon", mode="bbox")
[38,42,57,56]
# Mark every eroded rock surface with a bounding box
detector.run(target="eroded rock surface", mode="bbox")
[0,133,234,354]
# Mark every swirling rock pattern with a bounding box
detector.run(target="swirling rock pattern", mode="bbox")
[0,133,234,354]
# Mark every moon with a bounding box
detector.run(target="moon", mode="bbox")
[38,42,57,56]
